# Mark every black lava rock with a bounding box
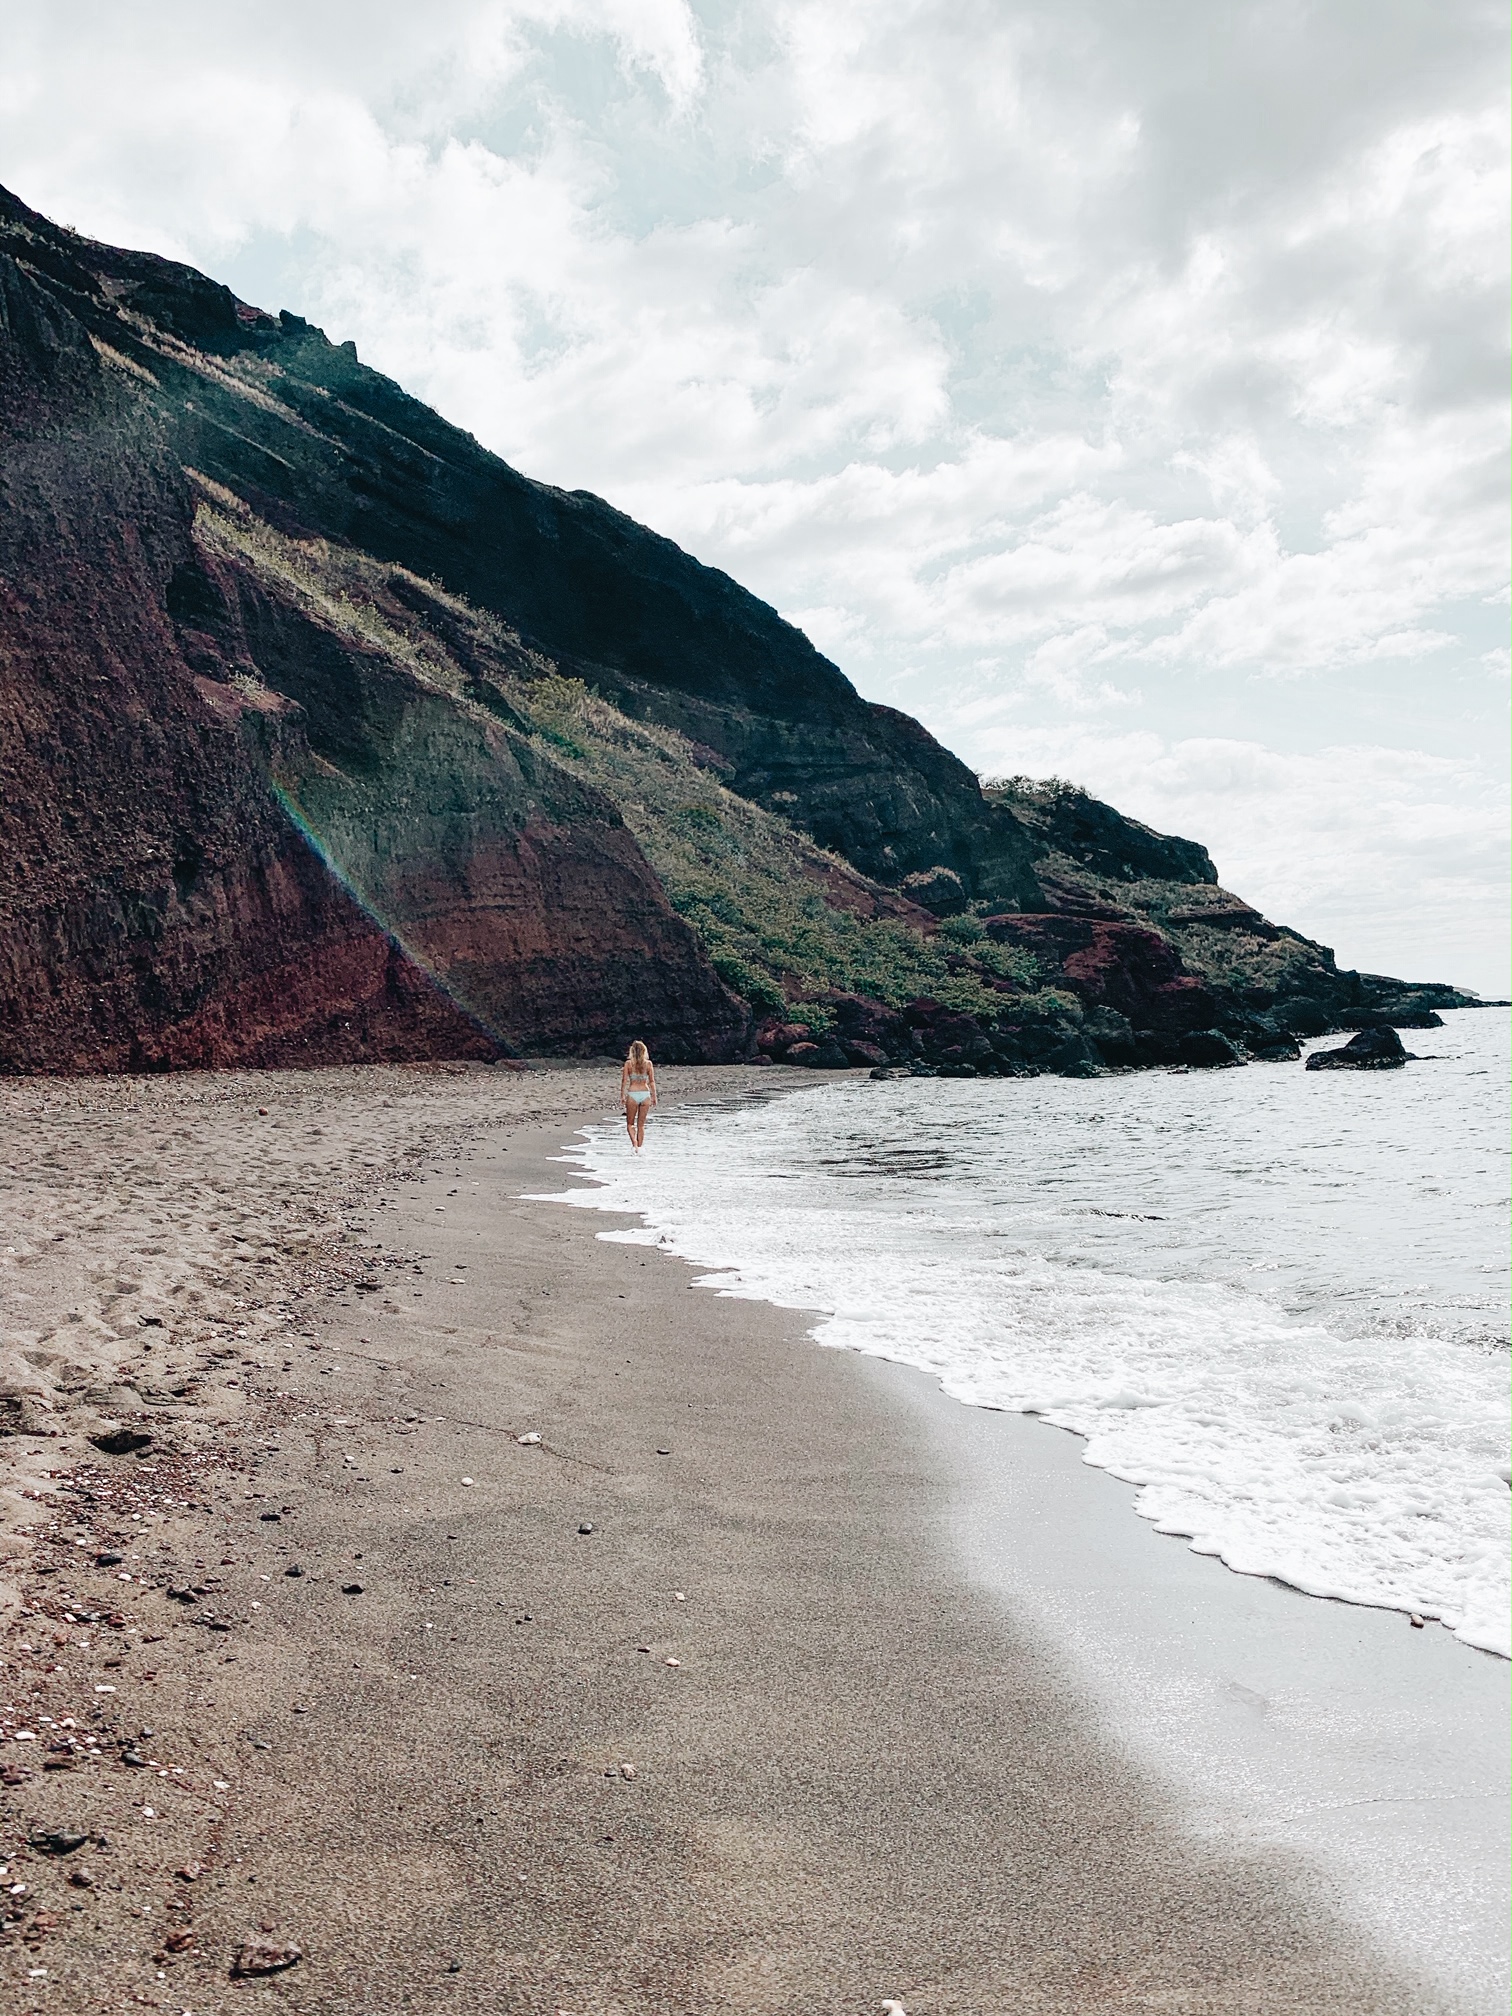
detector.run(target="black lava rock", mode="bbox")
[1043,1034,1102,1078]
[898,864,969,916]
[1276,998,1334,1038]
[88,1428,152,1457]
[1306,1025,1411,1071]
[1179,1029,1246,1068]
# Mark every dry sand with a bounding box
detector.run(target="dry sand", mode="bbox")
[0,1063,1473,2012]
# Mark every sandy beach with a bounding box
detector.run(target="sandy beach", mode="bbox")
[0,1063,1503,2014]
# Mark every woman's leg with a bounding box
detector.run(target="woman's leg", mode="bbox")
[624,1101,636,1144]
[633,1099,649,1148]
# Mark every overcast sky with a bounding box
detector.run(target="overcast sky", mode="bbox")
[3,1,1506,991]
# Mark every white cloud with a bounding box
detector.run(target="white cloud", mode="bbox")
[0,0,1504,987]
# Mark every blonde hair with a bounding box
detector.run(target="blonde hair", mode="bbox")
[626,1040,650,1068]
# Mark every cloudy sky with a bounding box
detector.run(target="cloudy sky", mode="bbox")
[3,1,1507,991]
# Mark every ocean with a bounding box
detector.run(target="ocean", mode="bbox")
[549,1009,1510,1658]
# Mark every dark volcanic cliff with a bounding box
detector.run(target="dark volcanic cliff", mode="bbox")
[0,229,745,1069]
[0,186,1473,1076]
[0,185,1038,913]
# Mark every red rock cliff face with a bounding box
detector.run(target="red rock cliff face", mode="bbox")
[0,183,1043,913]
[982,913,1221,1047]
[0,253,748,1071]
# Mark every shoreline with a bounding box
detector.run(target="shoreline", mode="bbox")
[555,1014,1511,1661]
[547,1096,1510,2009]
[878,1359,1509,2011]
[0,1066,1501,2010]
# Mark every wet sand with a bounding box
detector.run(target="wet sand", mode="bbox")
[887,1369,1508,2013]
[0,1065,1496,2012]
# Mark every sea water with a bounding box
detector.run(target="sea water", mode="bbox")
[549,1010,1510,1657]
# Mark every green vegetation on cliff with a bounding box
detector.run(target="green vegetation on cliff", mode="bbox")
[984,774,1346,1007]
[196,483,1036,1024]
[513,673,1041,1021]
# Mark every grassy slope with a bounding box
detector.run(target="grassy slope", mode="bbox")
[195,482,1042,1029]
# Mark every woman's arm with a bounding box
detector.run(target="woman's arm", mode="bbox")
[648,1063,658,1105]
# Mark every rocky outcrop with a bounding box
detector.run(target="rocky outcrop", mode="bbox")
[1250,1035,1303,1062]
[759,987,1249,1079]
[979,913,1228,1064]
[899,865,969,915]
[988,778,1477,1035]
[1305,1026,1413,1071]
[992,780,1219,889]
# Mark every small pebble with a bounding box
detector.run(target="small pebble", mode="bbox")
[231,1941,301,1978]
[578,1523,594,1535]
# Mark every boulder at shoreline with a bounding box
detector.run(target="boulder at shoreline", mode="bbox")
[1305,1026,1413,1071]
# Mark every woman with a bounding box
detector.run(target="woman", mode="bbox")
[620,1040,657,1149]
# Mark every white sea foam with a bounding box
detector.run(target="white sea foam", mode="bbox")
[544,1011,1511,1656]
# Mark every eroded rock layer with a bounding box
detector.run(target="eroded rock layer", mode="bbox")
[0,185,1041,915]
[0,239,746,1070]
